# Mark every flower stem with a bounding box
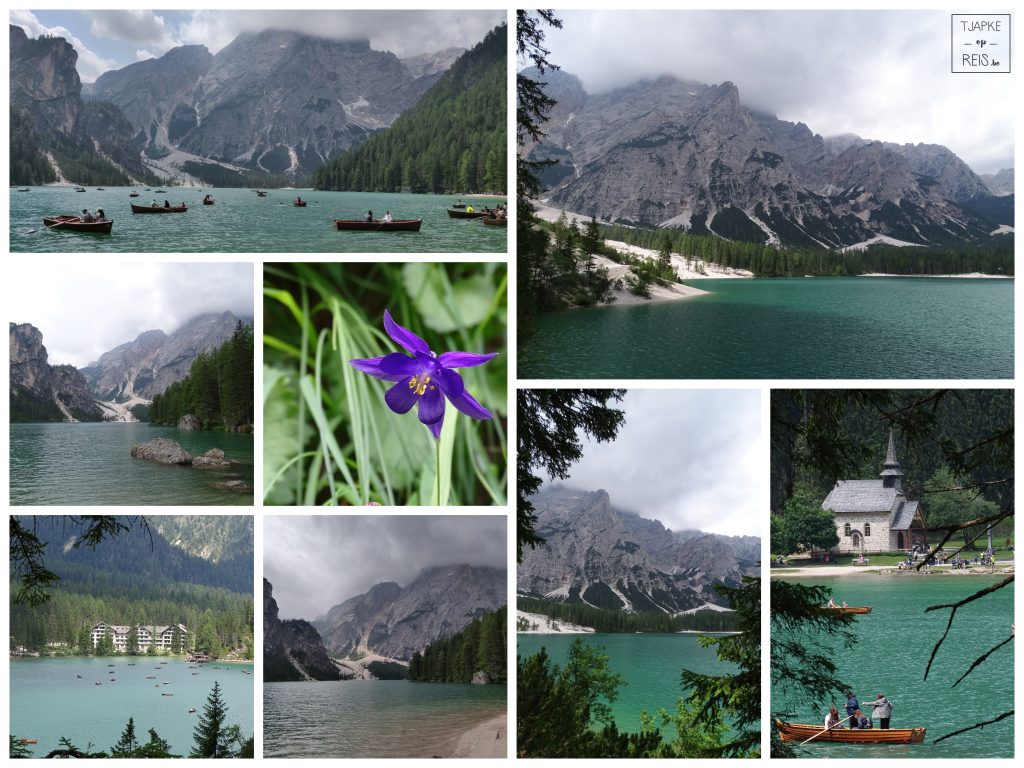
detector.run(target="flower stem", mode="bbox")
[435,439,441,506]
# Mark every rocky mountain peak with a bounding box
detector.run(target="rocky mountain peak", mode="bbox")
[10,322,102,422]
[263,578,342,682]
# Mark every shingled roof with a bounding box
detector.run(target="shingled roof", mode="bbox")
[890,500,919,531]
[822,480,899,514]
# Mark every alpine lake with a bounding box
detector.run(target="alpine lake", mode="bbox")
[9,423,253,506]
[520,276,1013,379]
[9,657,254,758]
[10,187,506,253]
[772,574,1013,758]
[262,680,506,758]
[516,632,736,734]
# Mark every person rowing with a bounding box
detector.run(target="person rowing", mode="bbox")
[80,208,94,223]
[824,707,841,729]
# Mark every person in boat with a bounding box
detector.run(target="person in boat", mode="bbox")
[850,709,872,729]
[95,208,106,222]
[456,199,464,206]
[203,194,212,203]
[824,707,841,729]
[841,600,848,609]
[845,691,860,726]
[381,210,393,223]
[81,208,94,223]
[466,204,475,213]
[865,693,893,729]
[363,210,374,222]
[296,196,303,204]
[827,596,837,608]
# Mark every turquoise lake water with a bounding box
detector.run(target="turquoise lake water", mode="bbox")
[516,632,735,733]
[10,187,506,253]
[9,423,253,506]
[9,657,253,758]
[772,574,1013,758]
[263,680,506,758]
[520,277,1013,379]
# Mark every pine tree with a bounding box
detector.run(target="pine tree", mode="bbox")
[126,625,140,656]
[191,681,233,758]
[171,624,183,655]
[110,717,139,757]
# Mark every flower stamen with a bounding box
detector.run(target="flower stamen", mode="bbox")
[408,374,431,396]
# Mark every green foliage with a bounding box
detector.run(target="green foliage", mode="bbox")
[110,717,138,757]
[149,323,254,430]
[408,606,506,683]
[517,596,741,633]
[365,660,409,680]
[924,465,1000,548]
[680,579,761,758]
[10,735,34,758]
[313,25,506,194]
[601,222,1014,277]
[9,386,66,423]
[517,390,625,559]
[191,681,247,758]
[179,160,308,190]
[126,625,140,656]
[263,262,506,506]
[773,481,840,554]
[9,109,56,185]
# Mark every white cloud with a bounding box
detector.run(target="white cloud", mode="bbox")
[5,262,254,368]
[545,10,1013,174]
[135,48,156,61]
[10,9,118,82]
[89,10,179,50]
[560,390,762,537]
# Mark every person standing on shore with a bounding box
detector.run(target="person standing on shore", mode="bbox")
[866,693,893,729]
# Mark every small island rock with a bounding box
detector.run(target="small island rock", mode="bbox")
[130,438,193,465]
[471,670,491,685]
[192,448,233,468]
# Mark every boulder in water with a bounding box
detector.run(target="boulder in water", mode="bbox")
[178,413,201,431]
[471,670,491,685]
[192,448,233,468]
[130,438,193,465]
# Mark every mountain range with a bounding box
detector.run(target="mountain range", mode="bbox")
[517,487,760,613]
[526,68,1013,249]
[312,564,507,661]
[10,22,481,185]
[9,312,248,423]
[263,578,342,682]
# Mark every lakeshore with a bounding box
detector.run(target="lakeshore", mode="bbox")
[452,712,507,758]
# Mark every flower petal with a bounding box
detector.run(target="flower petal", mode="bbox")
[426,418,443,440]
[384,379,418,414]
[437,351,498,369]
[417,386,445,426]
[378,352,422,377]
[434,368,465,398]
[384,309,430,356]
[349,356,406,381]
[448,388,493,421]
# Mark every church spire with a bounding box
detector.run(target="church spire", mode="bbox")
[879,428,903,489]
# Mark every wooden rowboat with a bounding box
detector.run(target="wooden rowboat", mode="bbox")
[132,203,187,213]
[333,219,422,232]
[776,720,925,744]
[820,605,872,615]
[447,208,486,219]
[43,215,113,233]
[294,201,307,207]
[483,216,508,227]
[202,199,215,205]
[129,191,140,197]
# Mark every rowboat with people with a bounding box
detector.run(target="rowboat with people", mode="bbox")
[820,605,872,615]
[42,215,113,233]
[483,216,507,227]
[333,218,422,232]
[775,720,925,744]
[131,203,188,213]
[447,208,487,219]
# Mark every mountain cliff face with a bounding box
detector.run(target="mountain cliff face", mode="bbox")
[150,516,254,565]
[264,578,342,682]
[527,69,1012,248]
[981,168,1014,197]
[80,312,244,401]
[517,487,760,613]
[314,564,506,661]
[10,24,156,184]
[90,31,447,176]
[9,323,103,422]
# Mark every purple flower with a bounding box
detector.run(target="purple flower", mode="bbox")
[349,310,497,439]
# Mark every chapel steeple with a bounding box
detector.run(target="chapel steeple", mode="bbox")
[879,428,903,490]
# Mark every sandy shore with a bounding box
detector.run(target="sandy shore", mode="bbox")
[452,712,506,758]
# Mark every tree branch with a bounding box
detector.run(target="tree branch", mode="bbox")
[923,575,1014,680]
[932,709,1013,743]
[952,635,1013,688]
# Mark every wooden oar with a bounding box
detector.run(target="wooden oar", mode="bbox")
[800,714,854,745]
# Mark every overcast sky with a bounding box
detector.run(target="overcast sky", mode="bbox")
[6,262,253,367]
[537,10,1013,174]
[264,515,507,620]
[552,390,761,538]
[12,9,504,82]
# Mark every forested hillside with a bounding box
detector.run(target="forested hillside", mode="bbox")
[10,516,253,657]
[148,322,253,430]
[408,605,506,683]
[517,596,740,633]
[312,24,506,194]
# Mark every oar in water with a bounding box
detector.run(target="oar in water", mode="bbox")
[800,714,854,745]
